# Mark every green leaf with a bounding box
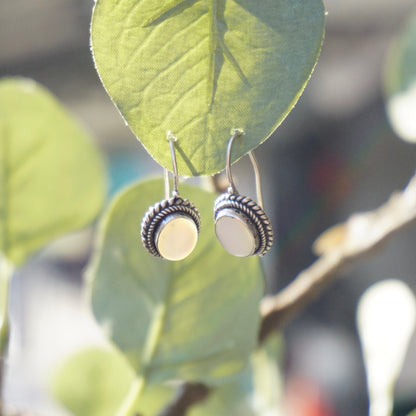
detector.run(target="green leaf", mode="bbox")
[0,256,13,356]
[0,78,105,266]
[249,333,284,416]
[190,381,254,416]
[188,333,284,416]
[87,178,264,389]
[91,0,325,176]
[408,410,416,416]
[52,347,174,416]
[52,335,283,416]
[384,10,416,143]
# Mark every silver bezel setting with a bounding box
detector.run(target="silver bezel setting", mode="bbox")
[141,195,201,258]
[214,193,274,256]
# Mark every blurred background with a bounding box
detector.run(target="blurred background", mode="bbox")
[1,0,416,415]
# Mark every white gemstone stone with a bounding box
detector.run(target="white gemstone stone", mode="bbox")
[215,211,257,257]
[156,214,198,261]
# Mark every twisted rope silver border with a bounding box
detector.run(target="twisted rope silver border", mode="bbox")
[214,193,274,256]
[141,195,201,258]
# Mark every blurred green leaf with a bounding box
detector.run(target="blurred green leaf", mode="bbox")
[408,410,416,416]
[384,10,416,143]
[0,78,105,266]
[0,256,13,355]
[87,178,264,390]
[357,280,416,416]
[249,333,284,416]
[190,333,283,416]
[53,335,283,416]
[52,347,174,416]
[190,381,254,416]
[91,0,325,176]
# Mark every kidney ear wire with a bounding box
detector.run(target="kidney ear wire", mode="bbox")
[225,130,264,208]
[214,130,273,257]
[141,133,201,261]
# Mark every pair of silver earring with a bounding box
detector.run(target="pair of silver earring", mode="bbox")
[141,131,273,261]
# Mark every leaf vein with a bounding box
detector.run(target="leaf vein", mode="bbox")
[142,0,201,27]
[124,13,207,79]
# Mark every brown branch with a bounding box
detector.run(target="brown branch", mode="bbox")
[259,173,416,341]
[210,173,228,194]
[160,173,416,416]
[156,383,210,416]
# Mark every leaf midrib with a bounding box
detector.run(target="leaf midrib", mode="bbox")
[136,242,229,378]
[143,0,248,108]
[138,266,175,377]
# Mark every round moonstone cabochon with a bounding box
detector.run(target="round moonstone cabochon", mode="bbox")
[155,214,198,261]
[215,210,257,257]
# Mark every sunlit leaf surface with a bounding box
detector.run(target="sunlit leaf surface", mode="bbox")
[91,0,325,175]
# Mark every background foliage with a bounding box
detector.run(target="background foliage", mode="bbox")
[0,78,105,266]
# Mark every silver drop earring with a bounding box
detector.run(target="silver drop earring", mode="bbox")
[141,134,201,261]
[214,131,274,257]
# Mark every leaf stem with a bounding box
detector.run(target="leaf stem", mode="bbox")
[115,376,146,416]
[0,256,14,414]
[115,304,167,416]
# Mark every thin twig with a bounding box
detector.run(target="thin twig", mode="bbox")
[259,173,416,341]
[157,383,210,416]
[158,173,416,416]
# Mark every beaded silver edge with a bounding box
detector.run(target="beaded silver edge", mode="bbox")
[214,193,274,256]
[141,195,201,258]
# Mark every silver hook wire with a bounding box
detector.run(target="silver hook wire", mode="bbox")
[226,130,264,208]
[164,131,179,199]
[248,151,264,208]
